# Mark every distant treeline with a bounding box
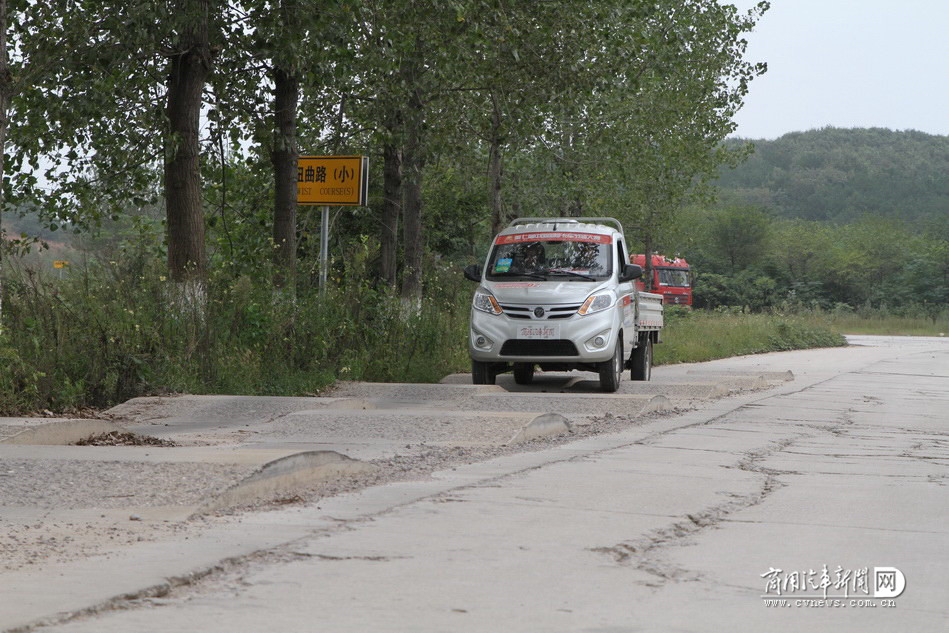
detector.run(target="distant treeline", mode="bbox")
[662,128,949,314]
[717,127,949,225]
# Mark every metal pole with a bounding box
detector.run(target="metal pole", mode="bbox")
[320,205,329,292]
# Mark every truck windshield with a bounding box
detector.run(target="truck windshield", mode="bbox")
[657,267,690,287]
[486,234,612,281]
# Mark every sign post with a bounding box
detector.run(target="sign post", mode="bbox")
[296,155,369,292]
[320,206,330,289]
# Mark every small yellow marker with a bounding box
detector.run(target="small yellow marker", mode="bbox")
[53,260,69,269]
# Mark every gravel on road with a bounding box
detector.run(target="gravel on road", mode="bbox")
[0,459,253,510]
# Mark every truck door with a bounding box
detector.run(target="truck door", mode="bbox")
[616,238,635,356]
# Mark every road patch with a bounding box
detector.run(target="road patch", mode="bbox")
[507,413,573,444]
[194,450,377,516]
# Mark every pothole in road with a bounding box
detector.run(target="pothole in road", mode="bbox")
[73,431,178,447]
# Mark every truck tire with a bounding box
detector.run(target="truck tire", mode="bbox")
[631,335,652,381]
[472,360,495,385]
[513,363,534,385]
[598,342,623,393]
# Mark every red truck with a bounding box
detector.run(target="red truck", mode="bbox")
[630,254,692,307]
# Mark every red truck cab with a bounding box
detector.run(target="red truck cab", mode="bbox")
[631,254,692,307]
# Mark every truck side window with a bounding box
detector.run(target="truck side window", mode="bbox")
[616,240,626,271]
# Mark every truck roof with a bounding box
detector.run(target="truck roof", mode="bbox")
[502,217,623,238]
[631,254,689,268]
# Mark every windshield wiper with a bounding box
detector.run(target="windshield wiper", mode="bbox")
[491,271,548,280]
[545,269,597,281]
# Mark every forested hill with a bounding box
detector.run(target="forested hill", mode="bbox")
[716,127,949,225]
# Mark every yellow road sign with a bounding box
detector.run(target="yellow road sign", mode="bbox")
[53,260,69,269]
[296,155,368,206]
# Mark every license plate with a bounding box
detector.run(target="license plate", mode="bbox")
[516,325,560,340]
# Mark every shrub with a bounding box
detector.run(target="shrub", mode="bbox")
[0,254,472,414]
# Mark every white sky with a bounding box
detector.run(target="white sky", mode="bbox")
[728,0,949,139]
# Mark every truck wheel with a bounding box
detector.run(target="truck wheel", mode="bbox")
[472,360,495,385]
[598,342,623,393]
[631,336,652,381]
[513,363,534,385]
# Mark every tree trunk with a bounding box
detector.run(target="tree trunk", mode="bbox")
[0,0,10,333]
[400,66,425,305]
[165,0,210,282]
[488,92,504,236]
[271,65,298,287]
[381,140,401,289]
[488,141,503,234]
[643,227,654,292]
[401,128,424,303]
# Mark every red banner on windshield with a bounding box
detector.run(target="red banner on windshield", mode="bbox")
[495,232,612,245]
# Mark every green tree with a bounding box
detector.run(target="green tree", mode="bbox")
[8,0,230,285]
[707,206,771,272]
[718,128,949,224]
[267,0,302,286]
[0,0,11,332]
[2,0,88,327]
[444,0,588,236]
[164,0,215,283]
[349,0,491,303]
[769,218,834,279]
[211,1,360,287]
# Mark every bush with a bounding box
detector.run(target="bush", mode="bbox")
[0,254,472,414]
[693,270,778,311]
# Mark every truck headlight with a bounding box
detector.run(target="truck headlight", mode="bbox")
[473,288,503,315]
[578,291,615,316]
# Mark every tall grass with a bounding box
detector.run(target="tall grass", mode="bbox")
[6,250,913,415]
[758,302,949,336]
[654,307,846,365]
[814,306,949,336]
[0,254,471,415]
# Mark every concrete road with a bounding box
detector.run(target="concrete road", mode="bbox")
[7,336,948,632]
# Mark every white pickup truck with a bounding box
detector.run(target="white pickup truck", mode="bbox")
[464,217,664,392]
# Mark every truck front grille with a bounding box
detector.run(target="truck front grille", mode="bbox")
[498,304,582,320]
[500,340,579,356]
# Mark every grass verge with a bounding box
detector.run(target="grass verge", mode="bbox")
[0,256,471,415]
[820,315,949,337]
[654,309,846,365]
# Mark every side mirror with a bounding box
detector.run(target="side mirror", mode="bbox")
[618,264,642,282]
[463,264,482,282]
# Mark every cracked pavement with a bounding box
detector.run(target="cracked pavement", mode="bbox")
[15,335,949,632]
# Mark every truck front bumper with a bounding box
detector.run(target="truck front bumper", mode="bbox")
[469,307,618,364]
